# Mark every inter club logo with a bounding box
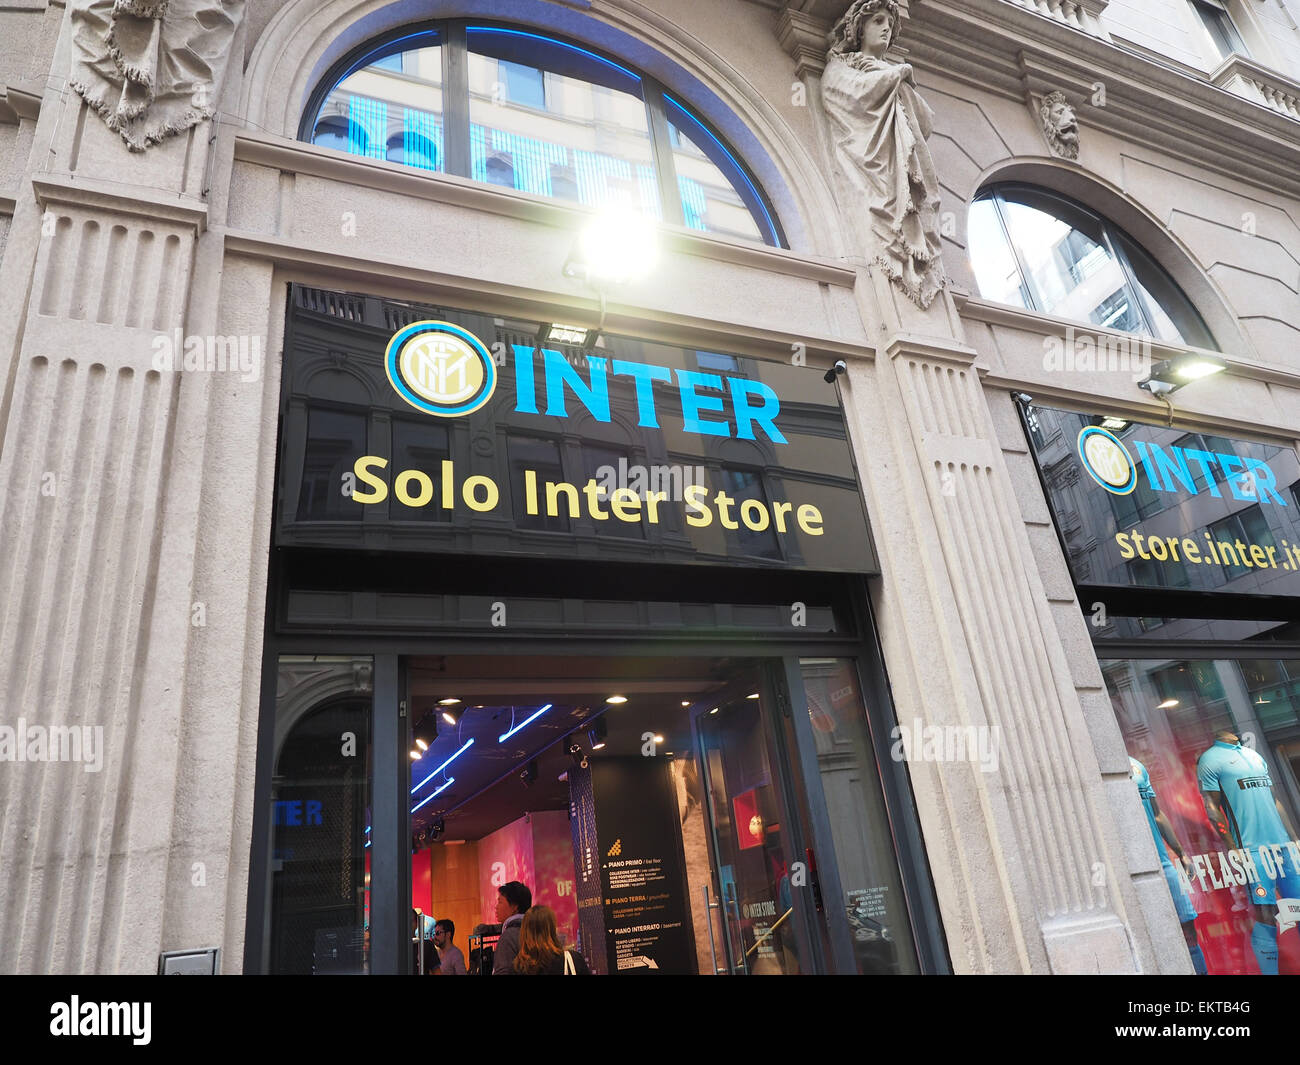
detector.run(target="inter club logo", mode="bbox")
[1077,426,1137,496]
[385,320,496,418]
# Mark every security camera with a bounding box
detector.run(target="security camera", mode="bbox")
[824,360,848,384]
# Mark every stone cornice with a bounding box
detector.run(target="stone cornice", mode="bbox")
[31,174,207,231]
[232,129,857,286]
[0,83,41,125]
[907,0,1300,202]
[774,8,832,79]
[960,296,1300,390]
[1210,53,1300,121]
[222,229,876,367]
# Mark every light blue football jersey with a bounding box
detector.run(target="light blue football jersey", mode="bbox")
[1197,740,1289,851]
[1132,756,1198,922]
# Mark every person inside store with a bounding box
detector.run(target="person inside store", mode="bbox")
[491,881,532,974]
[432,919,466,975]
[513,905,591,975]
[412,908,439,975]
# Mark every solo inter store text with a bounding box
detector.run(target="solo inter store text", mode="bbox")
[350,456,830,535]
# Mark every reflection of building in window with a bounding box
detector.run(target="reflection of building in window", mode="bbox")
[304,28,780,244]
[1238,660,1300,734]
[389,418,451,523]
[969,185,1216,348]
[500,60,546,109]
[508,435,570,533]
[1128,554,1190,590]
[720,467,782,560]
[581,445,645,541]
[298,408,368,521]
[1207,505,1276,581]
[1109,473,1164,528]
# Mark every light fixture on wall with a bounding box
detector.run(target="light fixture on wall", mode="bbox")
[561,207,660,345]
[1137,353,1227,424]
[1091,414,1131,433]
[587,718,608,751]
[538,322,592,347]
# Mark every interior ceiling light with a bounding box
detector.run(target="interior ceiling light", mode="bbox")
[606,695,628,705]
[438,697,461,705]
[587,718,608,751]
[747,693,760,699]
[499,703,554,743]
[520,759,539,787]
[411,711,437,760]
[411,738,474,795]
[1157,698,1179,709]
[653,733,665,744]
[441,706,463,727]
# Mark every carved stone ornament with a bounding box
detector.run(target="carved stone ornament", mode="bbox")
[1038,90,1080,160]
[820,0,945,309]
[69,0,246,152]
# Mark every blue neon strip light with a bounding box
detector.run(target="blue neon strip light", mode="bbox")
[498,704,553,743]
[466,27,640,83]
[412,778,455,814]
[662,93,779,246]
[411,738,475,794]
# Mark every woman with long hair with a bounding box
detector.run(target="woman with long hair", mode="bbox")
[512,905,591,975]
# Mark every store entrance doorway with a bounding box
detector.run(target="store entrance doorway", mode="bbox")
[406,653,823,974]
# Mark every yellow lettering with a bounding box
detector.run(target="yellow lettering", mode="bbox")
[796,503,823,536]
[395,470,433,507]
[772,500,793,533]
[609,488,642,522]
[545,479,581,518]
[353,456,389,504]
[525,469,538,515]
[740,498,770,532]
[644,491,667,524]
[685,484,712,528]
[463,475,498,512]
[1116,532,1133,560]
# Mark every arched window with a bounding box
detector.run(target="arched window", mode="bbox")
[969,184,1216,349]
[302,22,783,247]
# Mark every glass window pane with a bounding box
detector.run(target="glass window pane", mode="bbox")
[298,407,368,520]
[970,185,1218,350]
[664,97,769,244]
[797,658,921,974]
[1104,656,1300,975]
[466,28,659,217]
[998,193,1144,332]
[1194,1,1248,58]
[311,38,444,173]
[968,197,1030,309]
[269,656,373,974]
[1114,231,1216,348]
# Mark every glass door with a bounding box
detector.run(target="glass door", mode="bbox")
[690,664,821,974]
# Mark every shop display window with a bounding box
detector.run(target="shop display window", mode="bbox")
[1105,656,1300,975]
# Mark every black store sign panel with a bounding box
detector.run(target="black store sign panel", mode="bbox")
[1026,404,1300,597]
[277,285,877,573]
[590,758,696,975]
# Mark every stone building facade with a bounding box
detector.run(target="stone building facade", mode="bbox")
[3,0,1300,974]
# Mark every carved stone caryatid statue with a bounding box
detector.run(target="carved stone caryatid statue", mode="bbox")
[69,0,245,152]
[821,0,946,309]
[1038,90,1080,160]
